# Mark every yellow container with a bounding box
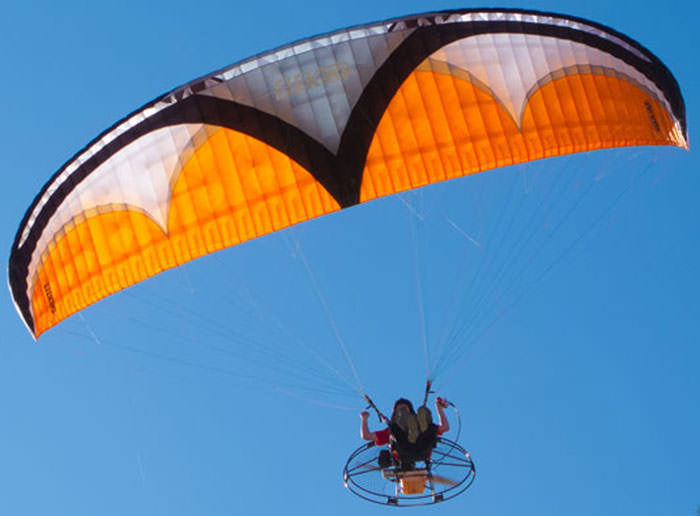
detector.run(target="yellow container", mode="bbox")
[400,476,427,495]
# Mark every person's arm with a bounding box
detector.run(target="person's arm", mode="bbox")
[360,411,377,441]
[435,398,450,434]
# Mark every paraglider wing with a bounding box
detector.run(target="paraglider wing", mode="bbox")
[9,9,687,338]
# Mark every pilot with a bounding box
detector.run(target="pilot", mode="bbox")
[360,397,450,469]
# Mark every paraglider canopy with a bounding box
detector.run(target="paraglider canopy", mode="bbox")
[8,8,687,340]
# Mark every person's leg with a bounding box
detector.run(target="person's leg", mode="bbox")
[395,411,420,443]
[416,406,433,434]
[388,424,416,470]
[413,423,439,462]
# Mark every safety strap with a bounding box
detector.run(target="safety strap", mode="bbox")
[422,379,434,406]
[364,394,389,424]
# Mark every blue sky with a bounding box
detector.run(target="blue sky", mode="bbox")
[1,1,698,515]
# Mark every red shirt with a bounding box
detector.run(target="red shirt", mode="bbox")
[374,428,391,446]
